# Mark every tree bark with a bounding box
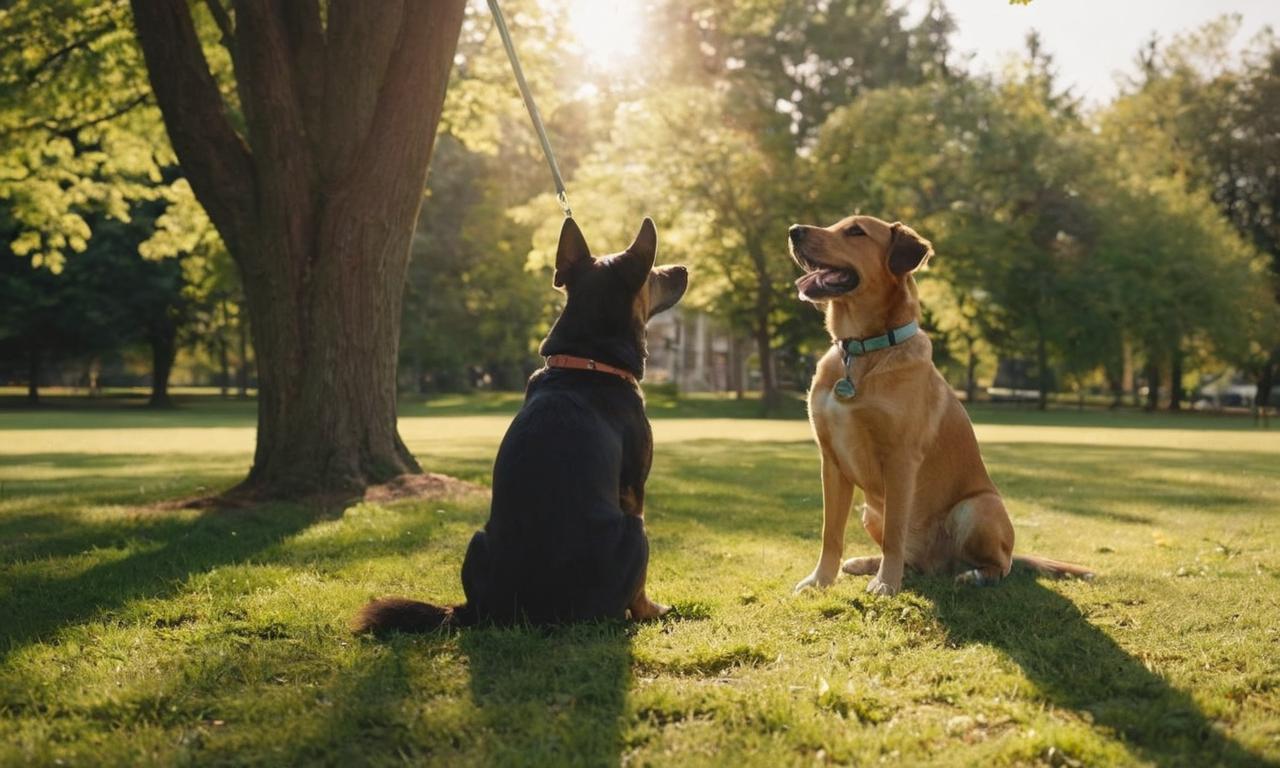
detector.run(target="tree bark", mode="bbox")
[148,318,176,408]
[131,1,467,498]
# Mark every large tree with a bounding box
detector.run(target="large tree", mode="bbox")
[128,1,467,498]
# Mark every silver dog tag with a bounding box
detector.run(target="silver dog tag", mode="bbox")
[833,377,856,400]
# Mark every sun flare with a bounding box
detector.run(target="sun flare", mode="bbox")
[566,0,644,71]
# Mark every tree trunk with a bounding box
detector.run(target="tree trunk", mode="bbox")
[148,319,177,408]
[1034,320,1049,411]
[1168,342,1184,412]
[131,1,468,498]
[1127,348,1141,407]
[1145,359,1160,412]
[1256,347,1277,410]
[26,348,40,405]
[218,334,230,397]
[1106,365,1123,409]
[218,298,231,397]
[755,321,779,412]
[746,241,779,412]
[237,316,250,399]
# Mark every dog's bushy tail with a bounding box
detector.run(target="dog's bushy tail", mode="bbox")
[351,597,475,635]
[1013,554,1095,580]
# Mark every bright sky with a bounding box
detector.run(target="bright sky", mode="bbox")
[913,0,1280,104]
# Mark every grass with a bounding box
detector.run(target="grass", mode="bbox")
[1,394,1278,766]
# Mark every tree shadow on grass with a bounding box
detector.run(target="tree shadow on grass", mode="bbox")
[0,502,320,666]
[916,575,1277,768]
[0,452,246,509]
[460,622,634,766]
[265,640,458,765]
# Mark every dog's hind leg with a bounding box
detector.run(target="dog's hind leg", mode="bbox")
[948,493,1013,587]
[619,516,665,621]
[458,530,492,623]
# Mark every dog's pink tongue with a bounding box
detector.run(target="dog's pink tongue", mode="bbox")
[795,269,847,299]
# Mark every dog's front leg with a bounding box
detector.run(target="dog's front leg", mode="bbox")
[867,454,919,596]
[795,451,854,592]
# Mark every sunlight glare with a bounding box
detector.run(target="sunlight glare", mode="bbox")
[566,0,644,71]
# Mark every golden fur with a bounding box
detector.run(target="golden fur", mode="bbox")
[789,215,1092,595]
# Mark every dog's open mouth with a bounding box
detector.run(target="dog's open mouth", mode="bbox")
[794,264,860,301]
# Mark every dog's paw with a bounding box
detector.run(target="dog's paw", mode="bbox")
[865,575,901,597]
[793,569,837,593]
[628,599,669,622]
[955,569,993,587]
[841,556,880,575]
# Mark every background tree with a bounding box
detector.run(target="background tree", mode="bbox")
[128,1,467,498]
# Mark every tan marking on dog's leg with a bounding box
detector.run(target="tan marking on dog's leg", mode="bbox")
[627,568,667,621]
[620,486,643,518]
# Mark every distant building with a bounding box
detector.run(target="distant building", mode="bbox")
[645,307,743,392]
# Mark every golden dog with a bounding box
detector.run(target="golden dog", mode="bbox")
[789,214,1092,596]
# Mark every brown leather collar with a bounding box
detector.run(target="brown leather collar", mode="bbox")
[545,354,637,385]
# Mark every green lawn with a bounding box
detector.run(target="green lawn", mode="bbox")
[1,395,1278,766]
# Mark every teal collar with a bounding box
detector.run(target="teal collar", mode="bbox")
[830,320,919,401]
[836,320,919,360]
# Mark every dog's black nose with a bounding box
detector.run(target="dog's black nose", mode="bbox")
[789,225,807,244]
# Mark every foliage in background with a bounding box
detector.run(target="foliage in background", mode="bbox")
[0,0,241,402]
[1,0,1276,415]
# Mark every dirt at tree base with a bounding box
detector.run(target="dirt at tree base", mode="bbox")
[148,473,485,513]
[361,473,484,503]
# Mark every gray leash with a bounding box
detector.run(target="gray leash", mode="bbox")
[486,0,573,219]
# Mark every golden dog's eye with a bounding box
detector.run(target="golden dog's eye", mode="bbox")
[844,224,865,237]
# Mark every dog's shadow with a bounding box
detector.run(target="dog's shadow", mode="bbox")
[916,575,1274,767]
[459,621,634,766]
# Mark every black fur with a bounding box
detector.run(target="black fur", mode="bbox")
[354,218,687,633]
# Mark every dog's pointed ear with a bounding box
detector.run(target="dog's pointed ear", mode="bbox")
[648,265,689,318]
[554,217,591,288]
[887,222,932,275]
[617,217,658,289]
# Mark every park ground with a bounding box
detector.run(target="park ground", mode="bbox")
[1,392,1278,767]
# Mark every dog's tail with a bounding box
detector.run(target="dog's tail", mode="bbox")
[1013,554,1095,580]
[351,597,476,635]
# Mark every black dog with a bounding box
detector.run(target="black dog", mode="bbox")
[355,218,688,632]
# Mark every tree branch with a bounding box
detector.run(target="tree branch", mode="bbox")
[201,0,235,44]
[52,92,151,137]
[0,93,150,140]
[130,0,254,256]
[326,1,467,208]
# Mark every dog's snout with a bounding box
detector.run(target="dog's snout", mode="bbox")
[788,225,807,245]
